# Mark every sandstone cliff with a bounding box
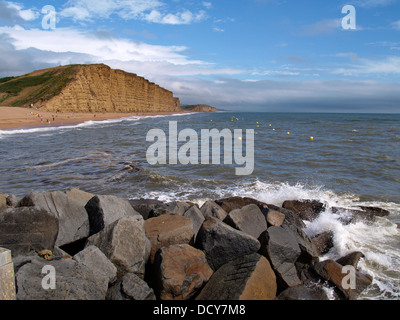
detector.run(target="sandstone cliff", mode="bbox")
[0,64,181,113]
[182,104,217,113]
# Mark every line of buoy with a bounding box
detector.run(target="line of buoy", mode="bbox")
[267,123,314,141]
[224,118,315,141]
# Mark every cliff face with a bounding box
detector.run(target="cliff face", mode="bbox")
[44,64,181,113]
[0,64,180,113]
[182,104,217,113]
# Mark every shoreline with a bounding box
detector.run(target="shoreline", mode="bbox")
[0,106,189,131]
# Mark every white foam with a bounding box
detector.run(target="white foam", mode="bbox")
[0,112,196,139]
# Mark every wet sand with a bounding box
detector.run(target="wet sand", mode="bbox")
[0,107,185,130]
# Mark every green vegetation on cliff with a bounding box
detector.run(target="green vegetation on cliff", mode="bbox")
[0,65,78,107]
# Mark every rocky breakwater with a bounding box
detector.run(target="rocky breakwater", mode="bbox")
[43,64,181,113]
[0,190,384,300]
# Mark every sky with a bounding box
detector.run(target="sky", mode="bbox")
[0,0,400,112]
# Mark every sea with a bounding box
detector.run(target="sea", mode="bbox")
[0,111,399,300]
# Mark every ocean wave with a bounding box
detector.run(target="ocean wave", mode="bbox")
[0,112,197,139]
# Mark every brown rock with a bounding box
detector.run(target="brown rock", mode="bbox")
[313,259,373,300]
[282,199,325,221]
[153,244,213,300]
[331,206,389,224]
[266,209,285,227]
[336,251,365,268]
[311,231,334,256]
[358,206,390,217]
[144,214,194,264]
[196,253,276,300]
[215,197,269,214]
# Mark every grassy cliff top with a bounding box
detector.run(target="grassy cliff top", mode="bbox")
[0,65,80,107]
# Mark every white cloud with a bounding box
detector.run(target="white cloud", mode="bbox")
[302,19,342,35]
[391,20,400,30]
[0,1,39,22]
[144,9,207,25]
[213,26,224,32]
[333,56,400,76]
[202,2,212,9]
[353,0,396,7]
[0,25,188,63]
[60,6,91,21]
[60,0,208,24]
[0,25,243,78]
[60,0,163,20]
[251,70,300,77]
[154,75,400,112]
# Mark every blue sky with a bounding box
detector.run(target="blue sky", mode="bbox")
[0,0,400,112]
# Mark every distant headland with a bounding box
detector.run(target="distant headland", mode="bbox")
[181,104,217,113]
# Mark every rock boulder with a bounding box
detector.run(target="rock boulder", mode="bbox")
[223,204,268,239]
[215,197,269,214]
[153,244,213,300]
[200,200,228,221]
[277,285,329,300]
[195,217,260,271]
[85,195,140,235]
[16,256,108,300]
[313,259,373,300]
[196,253,276,300]
[18,190,89,246]
[73,245,117,286]
[182,206,205,241]
[106,272,156,300]
[282,199,325,222]
[86,216,150,278]
[144,214,194,264]
[0,207,58,257]
[261,226,302,289]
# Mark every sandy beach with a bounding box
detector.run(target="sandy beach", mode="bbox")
[0,106,185,130]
